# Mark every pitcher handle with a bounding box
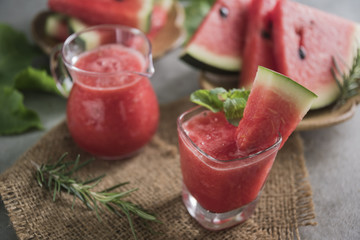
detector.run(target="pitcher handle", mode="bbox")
[50,44,73,98]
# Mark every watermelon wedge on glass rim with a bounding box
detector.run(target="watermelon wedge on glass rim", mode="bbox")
[48,0,154,33]
[236,66,317,155]
[272,0,360,109]
[180,0,250,75]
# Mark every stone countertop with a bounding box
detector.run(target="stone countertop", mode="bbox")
[0,0,359,239]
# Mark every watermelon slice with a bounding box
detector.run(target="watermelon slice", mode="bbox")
[236,66,317,155]
[272,0,360,109]
[239,0,278,89]
[67,18,104,51]
[147,0,173,40]
[43,13,101,50]
[48,0,154,33]
[180,0,250,75]
[45,13,69,41]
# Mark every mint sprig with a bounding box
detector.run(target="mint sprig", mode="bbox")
[190,88,250,126]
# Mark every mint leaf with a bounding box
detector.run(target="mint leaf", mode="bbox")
[228,88,250,99]
[0,23,41,87]
[190,88,225,112]
[14,67,61,95]
[224,98,247,127]
[209,87,228,98]
[190,88,250,126]
[179,0,216,43]
[0,86,43,135]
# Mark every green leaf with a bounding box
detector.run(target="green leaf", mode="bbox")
[178,0,216,43]
[223,98,247,127]
[190,88,225,112]
[209,87,228,99]
[228,88,250,100]
[190,88,250,126]
[13,67,61,95]
[0,23,41,87]
[0,86,43,135]
[0,24,63,135]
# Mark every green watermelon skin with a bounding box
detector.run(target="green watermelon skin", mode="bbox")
[48,0,153,33]
[45,13,69,41]
[239,0,278,89]
[273,0,359,109]
[236,67,317,155]
[181,0,250,75]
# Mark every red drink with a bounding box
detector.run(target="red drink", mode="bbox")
[61,26,158,160]
[177,106,281,230]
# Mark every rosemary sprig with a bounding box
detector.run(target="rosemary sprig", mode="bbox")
[332,48,360,108]
[33,153,160,240]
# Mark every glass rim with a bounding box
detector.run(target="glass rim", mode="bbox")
[177,105,283,164]
[61,24,154,78]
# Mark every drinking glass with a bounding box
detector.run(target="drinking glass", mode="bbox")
[177,106,282,230]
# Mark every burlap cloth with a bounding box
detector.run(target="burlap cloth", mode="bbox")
[0,98,316,239]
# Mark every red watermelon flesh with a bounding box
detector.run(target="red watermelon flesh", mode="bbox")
[272,0,359,109]
[48,0,153,33]
[181,0,250,74]
[45,14,69,41]
[236,67,317,155]
[146,1,172,40]
[239,0,278,89]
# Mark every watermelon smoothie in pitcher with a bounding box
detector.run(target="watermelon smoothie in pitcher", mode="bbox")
[177,67,317,230]
[51,25,159,160]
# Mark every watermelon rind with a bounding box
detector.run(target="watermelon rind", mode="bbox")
[180,0,249,75]
[48,0,154,33]
[68,18,100,51]
[45,14,66,38]
[68,17,88,33]
[181,44,241,75]
[256,66,317,115]
[310,82,340,109]
[155,0,173,11]
[138,0,154,33]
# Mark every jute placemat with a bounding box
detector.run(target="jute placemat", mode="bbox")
[0,98,316,239]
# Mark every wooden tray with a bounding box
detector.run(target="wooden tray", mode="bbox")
[199,71,360,131]
[150,2,186,59]
[31,2,185,59]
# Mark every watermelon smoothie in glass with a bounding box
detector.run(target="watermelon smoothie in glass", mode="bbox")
[51,25,158,160]
[177,106,282,230]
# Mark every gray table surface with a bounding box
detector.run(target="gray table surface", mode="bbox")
[1,0,359,239]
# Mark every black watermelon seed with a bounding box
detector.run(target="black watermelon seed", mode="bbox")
[261,30,271,39]
[299,46,306,60]
[219,7,229,18]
